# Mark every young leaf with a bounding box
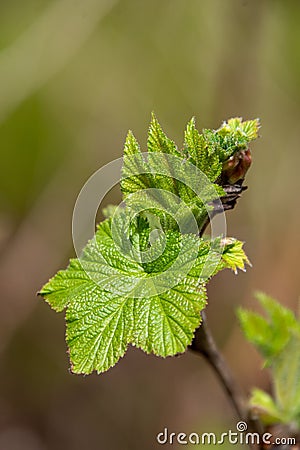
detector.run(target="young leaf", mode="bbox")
[40,115,255,376]
[238,293,300,428]
[215,117,260,161]
[250,388,284,425]
[183,117,222,182]
[121,115,259,232]
[238,292,299,362]
[40,216,249,374]
[147,112,180,156]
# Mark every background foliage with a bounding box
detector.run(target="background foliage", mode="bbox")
[1,1,300,449]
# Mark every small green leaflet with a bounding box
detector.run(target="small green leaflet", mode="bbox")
[238,293,300,428]
[39,217,249,374]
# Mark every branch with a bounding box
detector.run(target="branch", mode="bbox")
[189,311,247,419]
[192,176,264,446]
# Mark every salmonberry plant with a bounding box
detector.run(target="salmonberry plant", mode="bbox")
[39,114,300,446]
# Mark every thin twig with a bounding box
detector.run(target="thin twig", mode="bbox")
[191,179,264,447]
[189,312,246,419]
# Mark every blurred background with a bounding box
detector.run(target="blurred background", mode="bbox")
[0,0,300,449]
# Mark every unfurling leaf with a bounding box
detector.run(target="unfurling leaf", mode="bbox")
[40,114,257,375]
[238,293,300,428]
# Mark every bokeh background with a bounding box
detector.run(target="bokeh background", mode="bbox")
[1,0,300,449]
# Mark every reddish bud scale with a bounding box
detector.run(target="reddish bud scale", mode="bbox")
[221,148,252,185]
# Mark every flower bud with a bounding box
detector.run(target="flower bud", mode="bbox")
[221,148,252,185]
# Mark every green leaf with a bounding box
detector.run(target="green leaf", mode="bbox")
[102,204,117,219]
[183,117,222,183]
[219,238,250,274]
[66,294,134,374]
[40,115,255,376]
[273,333,300,424]
[216,117,260,161]
[148,112,180,156]
[237,308,273,359]
[121,115,259,233]
[238,292,299,361]
[250,388,284,425]
[238,293,300,428]
[40,216,249,374]
[217,117,260,142]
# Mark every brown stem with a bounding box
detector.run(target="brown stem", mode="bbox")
[189,313,264,449]
[191,180,264,448]
[190,312,246,419]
